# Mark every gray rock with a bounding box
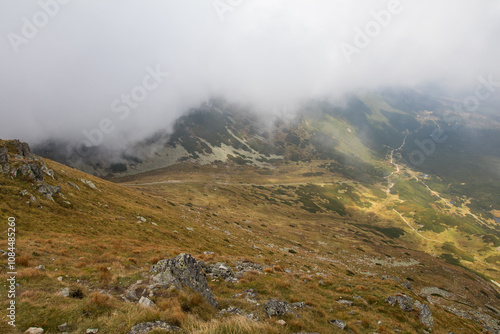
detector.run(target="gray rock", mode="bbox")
[401,281,413,290]
[38,183,61,201]
[151,253,218,308]
[68,182,80,190]
[329,319,347,330]
[337,299,353,306]
[218,306,245,316]
[35,265,45,271]
[276,319,287,326]
[41,165,54,179]
[59,287,70,297]
[386,294,414,312]
[291,302,307,309]
[24,328,44,334]
[80,179,101,191]
[0,147,8,165]
[12,140,34,158]
[138,296,155,307]
[128,321,185,333]
[58,323,68,332]
[13,163,44,183]
[415,301,434,329]
[86,329,98,334]
[232,288,258,300]
[20,189,37,202]
[205,262,235,281]
[264,299,297,317]
[126,290,139,301]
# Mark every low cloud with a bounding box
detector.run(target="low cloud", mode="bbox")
[0,0,499,148]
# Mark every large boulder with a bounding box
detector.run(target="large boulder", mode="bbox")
[150,253,218,308]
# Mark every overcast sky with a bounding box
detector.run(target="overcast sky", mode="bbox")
[1,0,499,148]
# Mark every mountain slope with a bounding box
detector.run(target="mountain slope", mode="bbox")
[2,139,500,333]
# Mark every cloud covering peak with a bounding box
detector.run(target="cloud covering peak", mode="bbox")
[0,0,499,147]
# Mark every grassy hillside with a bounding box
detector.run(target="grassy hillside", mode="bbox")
[2,138,499,333]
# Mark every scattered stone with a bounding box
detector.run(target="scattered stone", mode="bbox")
[59,287,70,297]
[58,323,68,332]
[35,265,45,271]
[68,182,80,190]
[128,321,185,333]
[126,290,139,301]
[264,299,298,318]
[329,319,347,330]
[337,299,353,306]
[57,276,63,282]
[24,328,44,334]
[232,288,258,300]
[235,261,263,276]
[20,189,37,202]
[150,253,219,308]
[42,165,54,179]
[80,179,101,191]
[276,319,287,326]
[138,296,155,307]
[218,306,245,316]
[401,281,413,290]
[291,302,307,309]
[86,329,98,334]
[203,251,214,255]
[205,262,236,282]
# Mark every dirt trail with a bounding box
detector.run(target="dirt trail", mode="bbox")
[385,135,408,194]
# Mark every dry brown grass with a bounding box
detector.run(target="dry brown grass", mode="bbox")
[263,267,274,273]
[98,266,112,286]
[16,255,31,267]
[17,268,45,279]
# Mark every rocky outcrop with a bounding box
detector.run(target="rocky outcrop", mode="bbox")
[0,147,8,164]
[415,301,434,329]
[38,183,61,201]
[386,293,414,312]
[387,294,433,329]
[12,162,44,183]
[264,299,298,317]
[150,253,218,308]
[12,140,34,159]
